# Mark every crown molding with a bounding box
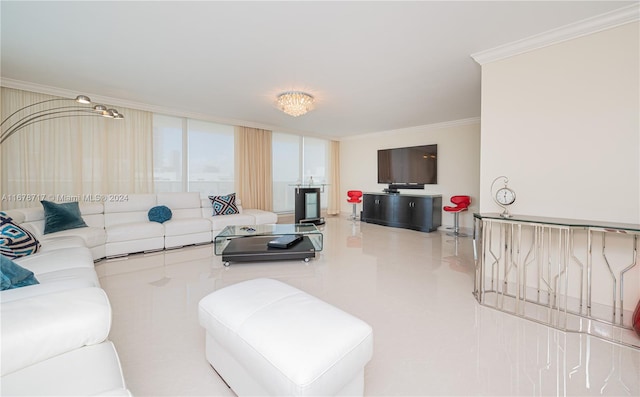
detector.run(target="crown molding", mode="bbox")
[340,117,481,141]
[1,77,174,116]
[471,3,640,65]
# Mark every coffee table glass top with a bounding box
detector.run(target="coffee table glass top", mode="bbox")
[214,224,323,255]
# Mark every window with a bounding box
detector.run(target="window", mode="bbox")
[272,133,301,212]
[303,137,328,186]
[153,116,330,210]
[272,133,329,213]
[153,114,183,192]
[187,120,234,195]
[153,115,234,196]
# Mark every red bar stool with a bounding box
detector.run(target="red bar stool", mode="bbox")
[346,190,363,220]
[444,195,471,236]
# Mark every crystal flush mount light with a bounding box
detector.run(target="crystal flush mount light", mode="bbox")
[276,91,315,117]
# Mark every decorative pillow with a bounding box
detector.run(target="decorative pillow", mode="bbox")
[0,212,41,259]
[0,254,40,290]
[148,205,172,223]
[41,200,88,235]
[208,193,239,216]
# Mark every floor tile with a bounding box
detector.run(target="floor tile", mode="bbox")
[98,217,640,396]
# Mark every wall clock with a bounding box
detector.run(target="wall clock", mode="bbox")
[491,176,516,218]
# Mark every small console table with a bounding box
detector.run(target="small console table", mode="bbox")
[473,213,640,349]
[290,184,328,225]
[361,193,442,232]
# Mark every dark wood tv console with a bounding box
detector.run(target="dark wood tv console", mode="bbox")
[361,193,442,232]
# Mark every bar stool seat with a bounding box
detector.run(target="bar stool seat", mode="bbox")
[444,195,471,237]
[347,190,363,220]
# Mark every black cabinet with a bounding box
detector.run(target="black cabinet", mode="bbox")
[361,193,441,232]
[362,194,392,223]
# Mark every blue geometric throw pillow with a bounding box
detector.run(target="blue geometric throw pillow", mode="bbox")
[41,200,88,234]
[0,212,41,259]
[148,205,172,223]
[0,254,40,290]
[208,193,239,216]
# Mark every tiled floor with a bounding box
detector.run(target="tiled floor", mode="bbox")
[97,217,640,396]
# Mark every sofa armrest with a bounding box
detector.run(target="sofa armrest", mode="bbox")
[0,287,112,376]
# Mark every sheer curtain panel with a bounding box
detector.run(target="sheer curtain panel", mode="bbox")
[1,88,154,209]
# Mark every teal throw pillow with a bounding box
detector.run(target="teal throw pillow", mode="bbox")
[41,200,88,235]
[0,254,40,290]
[0,211,41,259]
[148,205,172,223]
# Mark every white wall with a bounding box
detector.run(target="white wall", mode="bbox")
[340,119,481,231]
[479,22,639,311]
[479,22,640,224]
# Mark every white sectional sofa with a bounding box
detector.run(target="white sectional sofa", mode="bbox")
[1,192,277,395]
[1,235,130,396]
[10,192,278,260]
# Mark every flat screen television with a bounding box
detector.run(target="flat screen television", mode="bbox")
[378,144,437,190]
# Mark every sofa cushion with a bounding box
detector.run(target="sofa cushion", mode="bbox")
[0,287,112,376]
[104,194,157,228]
[78,203,106,229]
[40,226,107,249]
[0,255,40,290]
[103,193,156,214]
[36,236,86,251]
[209,193,239,215]
[163,218,212,236]
[15,246,95,273]
[243,209,278,225]
[210,213,256,232]
[148,205,172,223]
[107,222,164,243]
[2,210,25,224]
[41,200,88,235]
[0,212,41,259]
[34,267,100,288]
[0,341,129,397]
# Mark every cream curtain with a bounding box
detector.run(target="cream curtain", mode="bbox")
[327,140,341,215]
[1,87,154,209]
[234,126,273,211]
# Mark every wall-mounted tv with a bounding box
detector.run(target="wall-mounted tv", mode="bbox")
[378,144,437,190]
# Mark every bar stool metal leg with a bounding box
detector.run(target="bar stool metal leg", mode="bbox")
[350,203,358,220]
[447,211,468,237]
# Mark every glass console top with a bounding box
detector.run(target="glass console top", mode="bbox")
[474,213,640,233]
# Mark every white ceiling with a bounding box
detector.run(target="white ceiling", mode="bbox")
[1,1,636,139]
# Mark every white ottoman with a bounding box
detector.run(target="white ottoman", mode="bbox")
[198,278,373,396]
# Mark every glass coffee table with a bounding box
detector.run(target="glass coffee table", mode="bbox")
[214,224,323,266]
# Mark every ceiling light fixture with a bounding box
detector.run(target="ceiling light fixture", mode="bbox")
[0,94,124,144]
[276,91,315,117]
